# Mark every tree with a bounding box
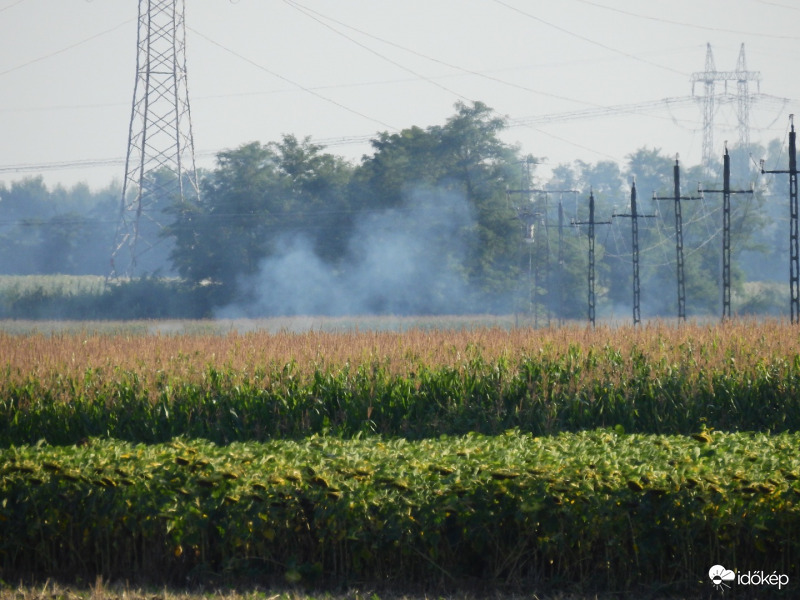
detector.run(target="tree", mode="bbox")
[625,147,674,197]
[577,160,625,199]
[353,101,523,311]
[167,136,355,305]
[547,163,580,191]
[0,177,51,223]
[168,141,283,300]
[269,135,355,263]
[0,179,121,276]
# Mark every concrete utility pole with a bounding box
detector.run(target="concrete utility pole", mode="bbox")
[653,156,702,321]
[700,144,754,320]
[552,195,578,324]
[572,190,611,327]
[507,169,577,326]
[556,199,565,325]
[613,179,655,326]
[111,0,201,278]
[761,115,799,323]
[507,157,540,324]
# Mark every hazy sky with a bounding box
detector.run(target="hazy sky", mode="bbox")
[1,0,798,190]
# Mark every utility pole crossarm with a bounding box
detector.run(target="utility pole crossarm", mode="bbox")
[700,145,754,321]
[572,189,611,327]
[612,179,655,326]
[690,71,761,85]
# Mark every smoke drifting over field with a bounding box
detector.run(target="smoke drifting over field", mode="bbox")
[218,187,486,317]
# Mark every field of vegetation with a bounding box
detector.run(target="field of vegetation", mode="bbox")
[2,319,800,598]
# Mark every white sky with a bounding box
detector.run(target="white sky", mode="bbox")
[0,0,798,191]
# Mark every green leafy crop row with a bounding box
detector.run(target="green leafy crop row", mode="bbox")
[2,431,799,594]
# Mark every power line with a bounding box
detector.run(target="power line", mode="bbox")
[510,121,622,163]
[574,0,799,40]
[276,0,666,164]
[282,0,606,111]
[188,26,397,132]
[491,0,687,77]
[282,0,473,104]
[0,0,28,13]
[5,91,790,178]
[0,19,134,77]
[603,201,723,262]
[510,96,698,127]
[751,0,800,10]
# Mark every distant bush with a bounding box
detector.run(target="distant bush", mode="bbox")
[0,275,212,319]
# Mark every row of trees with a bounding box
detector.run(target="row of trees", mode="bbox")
[0,101,790,318]
[167,102,522,314]
[0,178,117,275]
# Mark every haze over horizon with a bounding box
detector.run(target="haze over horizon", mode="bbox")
[0,0,798,191]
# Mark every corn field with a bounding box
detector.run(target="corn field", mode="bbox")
[2,320,800,444]
[2,319,800,596]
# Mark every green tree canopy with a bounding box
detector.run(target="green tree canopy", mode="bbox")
[352,101,523,310]
[167,136,354,305]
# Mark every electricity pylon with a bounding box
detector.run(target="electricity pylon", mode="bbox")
[691,43,761,171]
[110,0,201,278]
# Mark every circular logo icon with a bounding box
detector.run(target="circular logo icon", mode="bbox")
[709,564,735,591]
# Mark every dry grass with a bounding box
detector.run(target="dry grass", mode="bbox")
[0,579,659,600]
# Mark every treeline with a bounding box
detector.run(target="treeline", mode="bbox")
[0,101,790,319]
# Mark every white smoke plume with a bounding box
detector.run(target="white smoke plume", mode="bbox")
[217,185,484,317]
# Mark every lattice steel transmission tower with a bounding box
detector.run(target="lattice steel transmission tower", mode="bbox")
[691,43,761,170]
[110,0,200,278]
